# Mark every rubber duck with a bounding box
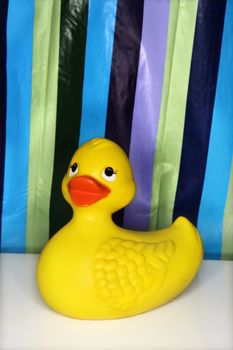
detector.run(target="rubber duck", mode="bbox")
[37,138,203,320]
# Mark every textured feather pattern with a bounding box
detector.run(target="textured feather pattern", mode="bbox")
[93,238,175,310]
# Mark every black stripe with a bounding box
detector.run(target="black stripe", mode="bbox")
[173,0,227,225]
[49,0,88,237]
[0,0,9,245]
[105,0,144,226]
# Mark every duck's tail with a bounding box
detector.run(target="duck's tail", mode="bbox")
[173,216,195,229]
[156,216,204,305]
[173,216,204,259]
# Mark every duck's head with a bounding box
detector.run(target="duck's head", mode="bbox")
[62,138,136,214]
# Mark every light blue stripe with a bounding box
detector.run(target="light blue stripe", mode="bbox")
[1,0,34,252]
[197,0,233,260]
[79,0,117,145]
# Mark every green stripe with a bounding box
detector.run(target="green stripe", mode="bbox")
[149,0,198,230]
[26,0,61,253]
[222,159,233,260]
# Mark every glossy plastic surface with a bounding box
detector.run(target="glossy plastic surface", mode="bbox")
[37,138,203,319]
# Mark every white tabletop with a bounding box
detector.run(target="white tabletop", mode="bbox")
[0,254,232,350]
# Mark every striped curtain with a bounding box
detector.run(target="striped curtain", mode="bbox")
[0,0,232,259]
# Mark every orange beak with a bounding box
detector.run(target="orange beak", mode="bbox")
[68,176,111,207]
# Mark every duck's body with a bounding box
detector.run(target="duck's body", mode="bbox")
[37,138,203,319]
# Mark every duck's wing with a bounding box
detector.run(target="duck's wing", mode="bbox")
[93,238,175,311]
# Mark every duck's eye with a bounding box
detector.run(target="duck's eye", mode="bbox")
[102,167,116,182]
[69,163,78,177]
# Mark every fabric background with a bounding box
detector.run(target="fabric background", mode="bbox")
[0,0,232,259]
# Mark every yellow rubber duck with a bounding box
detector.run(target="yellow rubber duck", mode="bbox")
[37,138,203,320]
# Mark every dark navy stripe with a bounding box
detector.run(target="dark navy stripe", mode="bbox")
[49,0,88,237]
[105,0,144,226]
[0,0,9,248]
[173,0,227,225]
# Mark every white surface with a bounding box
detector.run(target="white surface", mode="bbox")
[0,254,232,350]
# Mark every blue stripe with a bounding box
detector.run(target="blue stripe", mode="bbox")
[1,0,34,252]
[197,0,233,260]
[79,0,117,145]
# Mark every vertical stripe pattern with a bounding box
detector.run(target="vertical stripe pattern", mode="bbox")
[49,0,88,237]
[0,0,232,259]
[173,0,227,225]
[197,0,233,259]
[1,0,34,252]
[0,0,9,245]
[79,0,117,145]
[105,0,144,226]
[150,0,198,230]
[124,0,170,230]
[26,0,61,252]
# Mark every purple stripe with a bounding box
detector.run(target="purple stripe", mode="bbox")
[124,0,170,230]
